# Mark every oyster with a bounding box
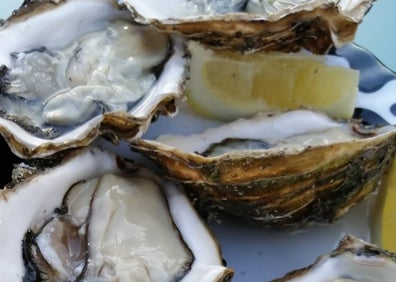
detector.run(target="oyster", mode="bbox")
[131,108,396,229]
[272,234,396,281]
[121,0,374,54]
[0,0,186,159]
[0,147,233,281]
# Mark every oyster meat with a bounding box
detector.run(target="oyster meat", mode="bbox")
[0,147,233,281]
[121,0,375,53]
[131,107,396,229]
[0,0,186,159]
[272,234,396,281]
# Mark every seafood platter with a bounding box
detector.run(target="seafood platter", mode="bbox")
[1,0,396,281]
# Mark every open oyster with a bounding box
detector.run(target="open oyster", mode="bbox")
[0,147,233,281]
[0,0,186,159]
[131,108,396,229]
[272,235,396,281]
[121,0,374,54]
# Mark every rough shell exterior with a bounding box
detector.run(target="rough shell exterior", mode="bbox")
[123,0,375,54]
[131,124,396,229]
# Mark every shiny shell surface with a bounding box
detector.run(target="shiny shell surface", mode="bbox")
[0,147,233,281]
[0,0,186,159]
[272,234,396,281]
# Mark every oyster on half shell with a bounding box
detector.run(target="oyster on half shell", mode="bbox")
[121,0,374,54]
[131,108,396,229]
[0,0,186,159]
[272,235,396,281]
[0,147,233,281]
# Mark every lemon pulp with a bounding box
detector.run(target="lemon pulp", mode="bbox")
[186,41,359,121]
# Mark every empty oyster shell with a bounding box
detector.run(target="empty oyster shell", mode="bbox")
[273,234,396,281]
[131,108,396,229]
[0,147,233,281]
[0,0,186,159]
[121,0,374,54]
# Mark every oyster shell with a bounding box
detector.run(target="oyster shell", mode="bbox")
[0,0,186,159]
[121,0,374,54]
[272,234,396,281]
[131,108,396,229]
[0,147,233,281]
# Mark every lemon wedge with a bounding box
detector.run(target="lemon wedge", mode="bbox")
[377,159,396,251]
[186,41,359,121]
